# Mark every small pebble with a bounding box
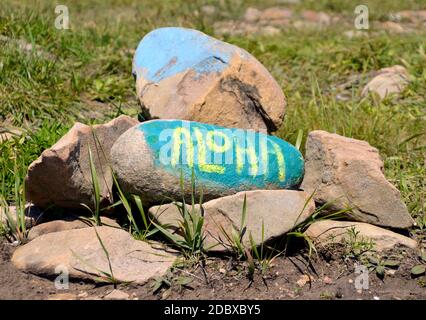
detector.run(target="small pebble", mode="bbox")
[323,276,333,284]
[104,289,130,300]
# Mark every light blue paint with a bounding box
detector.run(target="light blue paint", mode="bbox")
[138,120,304,190]
[132,27,247,82]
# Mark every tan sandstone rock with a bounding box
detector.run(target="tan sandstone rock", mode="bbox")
[305,220,417,251]
[12,226,177,284]
[25,115,139,209]
[244,7,262,22]
[27,216,120,241]
[103,289,130,300]
[260,7,293,21]
[149,190,315,252]
[361,65,410,100]
[301,130,414,229]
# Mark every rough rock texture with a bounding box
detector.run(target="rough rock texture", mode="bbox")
[301,131,414,229]
[12,226,177,284]
[111,120,304,205]
[244,7,262,22]
[132,27,285,132]
[361,65,410,100]
[25,115,139,209]
[300,10,331,25]
[305,220,418,251]
[103,289,130,300]
[27,216,120,241]
[260,7,293,21]
[214,7,335,37]
[1,205,44,228]
[395,10,426,24]
[149,190,315,252]
[380,21,406,33]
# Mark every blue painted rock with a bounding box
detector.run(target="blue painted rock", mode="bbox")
[111,120,304,204]
[132,27,286,132]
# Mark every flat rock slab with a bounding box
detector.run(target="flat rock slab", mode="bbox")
[12,226,177,284]
[301,130,414,229]
[111,120,304,205]
[27,216,120,241]
[25,115,139,209]
[305,220,418,252]
[361,65,410,100]
[133,27,285,132]
[149,189,315,252]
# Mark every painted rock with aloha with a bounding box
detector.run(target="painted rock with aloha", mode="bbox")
[111,120,304,205]
[132,27,286,132]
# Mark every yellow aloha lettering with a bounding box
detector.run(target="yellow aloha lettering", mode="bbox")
[259,137,268,176]
[206,131,231,153]
[171,127,193,168]
[270,141,286,182]
[235,138,258,176]
[194,128,225,174]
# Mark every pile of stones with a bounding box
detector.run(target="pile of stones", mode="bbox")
[214,7,336,37]
[6,27,417,286]
[213,6,426,38]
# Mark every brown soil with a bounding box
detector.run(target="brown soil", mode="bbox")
[1,239,425,300]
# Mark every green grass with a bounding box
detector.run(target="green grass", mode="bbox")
[216,192,279,275]
[0,160,29,243]
[84,144,102,225]
[0,0,424,242]
[152,170,206,260]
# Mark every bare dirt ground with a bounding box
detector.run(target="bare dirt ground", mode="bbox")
[1,239,425,300]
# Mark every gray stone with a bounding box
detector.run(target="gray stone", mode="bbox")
[301,130,414,229]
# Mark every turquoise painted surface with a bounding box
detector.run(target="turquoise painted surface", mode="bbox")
[138,120,304,189]
[132,27,247,82]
